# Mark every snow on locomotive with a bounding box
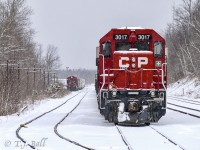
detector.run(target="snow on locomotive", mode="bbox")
[67,76,85,91]
[95,27,167,125]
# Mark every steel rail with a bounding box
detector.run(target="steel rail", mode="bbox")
[54,91,95,150]
[149,126,186,150]
[115,125,133,150]
[167,102,200,112]
[167,107,200,118]
[168,96,200,104]
[16,92,82,149]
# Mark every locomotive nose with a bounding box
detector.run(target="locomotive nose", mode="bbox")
[113,51,154,89]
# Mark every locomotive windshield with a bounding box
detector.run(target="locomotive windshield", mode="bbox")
[134,42,150,51]
[115,42,131,51]
[115,42,150,51]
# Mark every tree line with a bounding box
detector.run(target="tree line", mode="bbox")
[0,0,60,115]
[166,0,200,83]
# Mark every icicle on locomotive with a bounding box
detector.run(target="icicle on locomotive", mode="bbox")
[95,27,167,125]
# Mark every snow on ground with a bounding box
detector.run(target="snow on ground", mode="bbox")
[152,109,200,150]
[57,90,127,150]
[0,84,200,150]
[168,75,200,99]
[0,91,84,150]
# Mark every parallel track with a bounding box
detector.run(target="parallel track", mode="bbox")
[116,123,186,150]
[167,96,200,119]
[167,107,200,118]
[54,91,95,150]
[17,93,198,150]
[116,125,133,150]
[168,96,200,105]
[16,92,93,150]
[149,126,185,150]
[167,102,200,112]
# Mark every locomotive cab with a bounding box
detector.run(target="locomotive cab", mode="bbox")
[96,27,167,125]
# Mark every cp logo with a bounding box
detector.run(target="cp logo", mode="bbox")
[119,57,148,69]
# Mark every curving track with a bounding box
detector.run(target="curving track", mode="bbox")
[16,90,93,150]
[54,91,95,150]
[13,88,200,150]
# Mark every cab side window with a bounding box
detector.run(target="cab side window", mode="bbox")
[102,42,111,58]
[154,42,162,57]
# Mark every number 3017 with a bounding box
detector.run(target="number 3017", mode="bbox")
[137,34,151,40]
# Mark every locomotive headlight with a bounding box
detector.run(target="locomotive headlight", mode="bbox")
[151,91,155,97]
[112,89,117,97]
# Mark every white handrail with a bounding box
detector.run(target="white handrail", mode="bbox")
[162,63,167,91]
[98,54,105,109]
[104,67,167,91]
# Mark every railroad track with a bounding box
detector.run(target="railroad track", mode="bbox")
[54,91,95,150]
[149,126,185,150]
[116,125,133,150]
[116,124,186,150]
[16,91,93,150]
[167,107,200,118]
[15,89,135,150]
[168,96,200,105]
[167,96,200,119]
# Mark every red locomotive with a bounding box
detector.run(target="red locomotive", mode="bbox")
[67,76,85,91]
[95,27,167,125]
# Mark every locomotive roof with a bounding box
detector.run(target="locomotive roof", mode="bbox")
[100,27,164,42]
[118,27,144,30]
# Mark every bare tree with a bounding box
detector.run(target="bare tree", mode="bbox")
[166,0,200,83]
[44,45,60,70]
[0,0,61,115]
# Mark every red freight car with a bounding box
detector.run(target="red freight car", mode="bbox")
[95,27,167,125]
[67,76,85,91]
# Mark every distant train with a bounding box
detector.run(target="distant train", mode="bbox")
[95,27,167,125]
[67,76,85,91]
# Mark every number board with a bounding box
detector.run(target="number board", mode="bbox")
[137,34,151,40]
[114,34,129,40]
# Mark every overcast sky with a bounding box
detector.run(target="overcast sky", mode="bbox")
[27,0,182,70]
